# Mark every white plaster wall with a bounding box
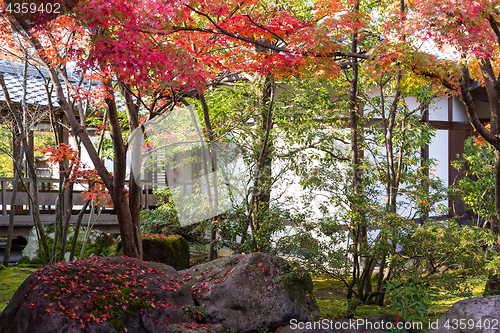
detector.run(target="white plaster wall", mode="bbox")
[399,96,450,122]
[428,129,449,215]
[453,97,469,122]
[70,134,115,173]
[402,96,420,113]
[272,132,344,221]
[428,98,448,121]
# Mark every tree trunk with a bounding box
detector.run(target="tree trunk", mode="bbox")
[495,150,500,226]
[199,92,219,260]
[0,63,49,264]
[69,199,91,261]
[120,83,143,258]
[26,146,50,263]
[102,77,140,258]
[52,170,65,263]
[59,183,73,262]
[345,0,365,318]
[248,75,275,252]
[2,145,24,267]
[8,9,141,259]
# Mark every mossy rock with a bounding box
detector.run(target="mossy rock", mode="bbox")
[142,234,190,270]
[0,256,195,333]
[179,253,319,333]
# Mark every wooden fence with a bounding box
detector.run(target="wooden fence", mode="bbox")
[0,178,159,236]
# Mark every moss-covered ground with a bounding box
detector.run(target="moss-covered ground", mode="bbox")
[312,273,487,324]
[0,265,39,312]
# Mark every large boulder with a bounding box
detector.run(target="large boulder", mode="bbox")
[180,253,319,333]
[22,225,115,262]
[425,295,500,333]
[0,256,198,333]
[279,313,419,333]
[142,234,190,270]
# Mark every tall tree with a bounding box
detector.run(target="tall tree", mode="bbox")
[1,0,317,257]
[406,0,500,234]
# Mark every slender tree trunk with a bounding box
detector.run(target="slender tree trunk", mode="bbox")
[0,60,49,264]
[420,107,430,223]
[52,170,64,263]
[8,10,140,258]
[69,199,91,261]
[346,0,364,318]
[102,77,140,258]
[199,92,219,260]
[120,83,143,258]
[247,75,275,252]
[494,150,500,236]
[25,144,50,263]
[59,183,73,262]
[2,145,24,267]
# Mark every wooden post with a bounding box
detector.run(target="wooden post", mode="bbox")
[1,180,5,216]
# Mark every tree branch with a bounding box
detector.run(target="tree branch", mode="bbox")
[489,14,500,50]
[460,66,500,149]
[244,14,287,46]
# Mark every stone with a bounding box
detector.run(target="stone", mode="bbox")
[142,234,190,270]
[180,252,319,333]
[425,295,500,333]
[484,275,500,296]
[163,323,228,333]
[279,313,419,333]
[21,225,115,262]
[0,256,196,333]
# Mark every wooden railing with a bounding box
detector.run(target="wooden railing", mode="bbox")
[0,177,160,236]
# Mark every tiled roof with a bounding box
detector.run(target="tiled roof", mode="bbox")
[0,60,86,109]
[0,60,131,116]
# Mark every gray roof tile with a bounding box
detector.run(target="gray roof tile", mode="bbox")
[0,60,104,110]
[0,60,133,114]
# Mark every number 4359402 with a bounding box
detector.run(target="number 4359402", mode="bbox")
[443,318,499,330]
[5,2,61,14]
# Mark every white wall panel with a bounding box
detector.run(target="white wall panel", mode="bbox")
[428,130,449,215]
[453,97,469,122]
[428,98,449,121]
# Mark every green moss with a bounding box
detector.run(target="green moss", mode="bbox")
[141,234,190,269]
[81,232,116,258]
[17,257,43,267]
[311,273,487,323]
[87,280,153,331]
[0,266,34,312]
